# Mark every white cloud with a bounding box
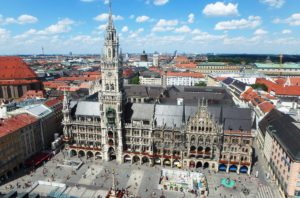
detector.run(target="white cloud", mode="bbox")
[39,18,75,34]
[254,28,268,35]
[188,13,195,24]
[152,19,178,32]
[190,29,225,42]
[94,13,123,21]
[0,28,10,40]
[122,26,129,32]
[17,15,38,24]
[137,28,144,33]
[191,28,202,34]
[98,24,107,31]
[174,25,191,33]
[282,29,291,34]
[136,15,150,23]
[0,14,38,25]
[215,16,262,30]
[103,0,109,4]
[203,2,239,17]
[274,13,300,26]
[153,0,169,6]
[223,36,262,45]
[128,28,144,38]
[260,0,285,8]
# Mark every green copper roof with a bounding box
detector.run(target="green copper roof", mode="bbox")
[255,63,300,69]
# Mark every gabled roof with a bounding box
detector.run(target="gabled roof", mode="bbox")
[0,56,37,80]
[258,109,283,137]
[268,115,300,161]
[0,114,38,138]
[258,101,274,113]
[222,77,234,85]
[75,101,100,117]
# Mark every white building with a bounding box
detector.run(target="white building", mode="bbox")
[139,71,162,85]
[153,53,159,67]
[166,71,205,86]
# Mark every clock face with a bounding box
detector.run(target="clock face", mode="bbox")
[108,72,112,77]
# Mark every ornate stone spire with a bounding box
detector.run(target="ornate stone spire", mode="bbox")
[108,0,113,28]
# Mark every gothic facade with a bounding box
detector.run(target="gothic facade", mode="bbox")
[62,4,254,175]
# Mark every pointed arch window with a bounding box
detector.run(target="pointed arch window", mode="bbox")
[108,49,112,58]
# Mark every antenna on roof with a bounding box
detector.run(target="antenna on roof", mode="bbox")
[41,46,44,57]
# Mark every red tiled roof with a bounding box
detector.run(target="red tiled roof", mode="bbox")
[0,79,40,85]
[44,97,62,108]
[22,90,45,99]
[258,101,275,113]
[256,78,300,96]
[0,56,37,80]
[274,78,286,85]
[0,114,38,138]
[289,77,300,86]
[43,81,68,89]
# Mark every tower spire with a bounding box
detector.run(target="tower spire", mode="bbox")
[108,0,113,26]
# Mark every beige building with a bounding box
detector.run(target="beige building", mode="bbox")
[262,113,300,197]
[0,114,38,180]
[193,62,241,76]
[139,71,162,86]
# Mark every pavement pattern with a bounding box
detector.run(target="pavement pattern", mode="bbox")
[0,143,282,198]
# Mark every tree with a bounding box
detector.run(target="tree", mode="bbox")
[250,83,268,91]
[129,76,140,84]
[194,81,207,87]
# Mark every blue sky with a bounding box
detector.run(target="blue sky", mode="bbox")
[0,0,299,54]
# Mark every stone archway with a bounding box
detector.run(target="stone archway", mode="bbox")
[240,166,248,174]
[163,159,171,166]
[219,164,226,171]
[229,165,237,172]
[173,160,180,168]
[203,162,209,169]
[154,158,161,165]
[142,156,150,165]
[70,150,77,157]
[95,152,102,159]
[124,155,131,163]
[87,151,94,159]
[132,155,140,164]
[78,150,85,157]
[196,161,202,168]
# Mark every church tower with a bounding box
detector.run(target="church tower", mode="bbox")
[99,0,125,163]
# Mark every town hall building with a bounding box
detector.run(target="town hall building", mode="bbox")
[62,3,254,175]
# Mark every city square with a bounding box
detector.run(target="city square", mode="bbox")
[0,145,281,198]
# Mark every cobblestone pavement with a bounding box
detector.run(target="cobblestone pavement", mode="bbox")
[0,149,282,198]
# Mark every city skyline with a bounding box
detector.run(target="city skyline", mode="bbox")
[0,0,299,54]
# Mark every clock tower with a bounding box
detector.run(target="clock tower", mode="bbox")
[99,0,125,163]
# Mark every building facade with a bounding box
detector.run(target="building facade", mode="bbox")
[62,5,254,175]
[0,57,42,99]
[0,114,39,181]
[260,113,300,197]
